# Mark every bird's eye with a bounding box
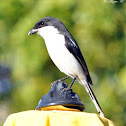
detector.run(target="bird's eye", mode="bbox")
[40,21,44,25]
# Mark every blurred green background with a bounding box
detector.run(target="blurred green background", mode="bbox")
[0,0,126,125]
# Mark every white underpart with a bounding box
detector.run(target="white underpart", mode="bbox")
[37,26,86,81]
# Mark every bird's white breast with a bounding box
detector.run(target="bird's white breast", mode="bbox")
[37,26,85,79]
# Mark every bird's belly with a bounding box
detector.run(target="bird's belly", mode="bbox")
[45,36,85,79]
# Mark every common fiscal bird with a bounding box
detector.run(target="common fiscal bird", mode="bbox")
[28,17,105,117]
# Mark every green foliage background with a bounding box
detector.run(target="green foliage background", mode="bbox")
[0,0,126,125]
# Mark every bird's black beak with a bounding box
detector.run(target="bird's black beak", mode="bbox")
[28,29,38,36]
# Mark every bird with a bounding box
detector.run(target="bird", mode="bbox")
[28,16,105,117]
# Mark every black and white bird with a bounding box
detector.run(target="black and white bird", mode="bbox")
[28,16,105,117]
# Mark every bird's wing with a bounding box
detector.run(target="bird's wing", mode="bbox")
[64,35,93,85]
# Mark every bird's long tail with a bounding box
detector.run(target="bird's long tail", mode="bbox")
[80,80,105,118]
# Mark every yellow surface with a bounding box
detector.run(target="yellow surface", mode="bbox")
[40,105,80,111]
[4,106,114,126]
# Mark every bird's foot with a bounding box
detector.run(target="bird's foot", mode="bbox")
[60,86,72,94]
[60,77,77,93]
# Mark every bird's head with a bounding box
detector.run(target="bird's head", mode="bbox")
[28,17,68,39]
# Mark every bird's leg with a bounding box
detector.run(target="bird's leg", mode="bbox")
[58,76,70,81]
[68,76,77,89]
[51,76,70,86]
